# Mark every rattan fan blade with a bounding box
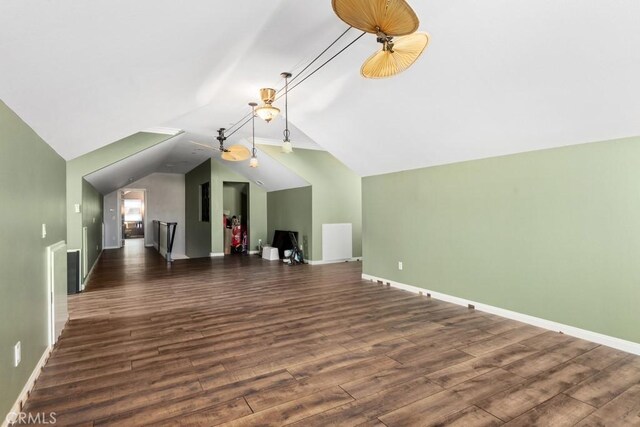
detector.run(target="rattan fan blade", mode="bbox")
[221,145,251,162]
[332,0,419,36]
[361,32,429,79]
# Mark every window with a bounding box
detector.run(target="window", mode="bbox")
[123,199,143,222]
[201,182,210,222]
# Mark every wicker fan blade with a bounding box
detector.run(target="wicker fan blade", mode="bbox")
[221,145,251,162]
[361,32,429,79]
[332,0,419,36]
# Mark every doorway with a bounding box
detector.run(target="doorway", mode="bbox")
[119,189,146,246]
[222,182,249,255]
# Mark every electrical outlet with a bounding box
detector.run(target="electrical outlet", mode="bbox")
[74,203,81,213]
[41,224,47,239]
[398,261,403,270]
[14,341,21,367]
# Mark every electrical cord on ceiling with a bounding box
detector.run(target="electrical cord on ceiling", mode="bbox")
[283,26,352,89]
[226,27,353,136]
[223,27,364,138]
[280,31,366,96]
[226,115,253,139]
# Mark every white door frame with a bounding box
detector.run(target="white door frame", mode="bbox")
[119,188,147,246]
[47,241,67,348]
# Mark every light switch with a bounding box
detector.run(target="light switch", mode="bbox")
[14,341,21,367]
[74,204,81,213]
[41,224,47,239]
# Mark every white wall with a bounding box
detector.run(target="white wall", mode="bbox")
[103,191,119,248]
[103,173,187,258]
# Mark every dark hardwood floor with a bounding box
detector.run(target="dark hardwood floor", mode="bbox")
[23,241,640,426]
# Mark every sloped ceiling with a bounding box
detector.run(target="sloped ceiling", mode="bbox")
[1,1,639,178]
[83,133,310,194]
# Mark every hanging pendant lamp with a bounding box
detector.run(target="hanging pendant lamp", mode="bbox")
[249,102,259,168]
[281,72,293,153]
[255,88,280,123]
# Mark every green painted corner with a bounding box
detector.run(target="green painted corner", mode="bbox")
[209,160,267,255]
[267,186,313,259]
[184,159,268,257]
[185,159,212,258]
[363,136,640,344]
[259,146,362,261]
[81,178,103,274]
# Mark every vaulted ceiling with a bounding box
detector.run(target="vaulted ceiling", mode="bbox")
[1,1,639,180]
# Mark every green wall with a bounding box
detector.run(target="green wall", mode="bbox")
[185,159,268,256]
[260,146,362,261]
[210,161,267,255]
[223,183,245,217]
[81,179,103,276]
[363,137,640,344]
[0,101,67,418]
[185,159,212,258]
[66,132,174,278]
[267,186,313,257]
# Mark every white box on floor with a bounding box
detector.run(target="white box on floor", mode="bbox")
[262,246,279,261]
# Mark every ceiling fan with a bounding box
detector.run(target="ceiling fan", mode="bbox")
[332,0,430,78]
[189,128,251,162]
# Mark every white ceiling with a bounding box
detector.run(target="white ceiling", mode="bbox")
[1,1,639,178]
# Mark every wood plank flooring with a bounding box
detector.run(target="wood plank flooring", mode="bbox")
[23,241,640,426]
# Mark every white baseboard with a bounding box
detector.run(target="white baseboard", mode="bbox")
[145,243,155,248]
[209,252,225,257]
[248,250,259,255]
[103,245,120,250]
[362,273,640,356]
[2,346,51,427]
[81,250,102,291]
[171,254,189,260]
[308,257,362,266]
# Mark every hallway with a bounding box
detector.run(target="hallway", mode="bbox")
[21,247,640,425]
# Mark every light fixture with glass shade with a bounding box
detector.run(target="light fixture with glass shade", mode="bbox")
[255,88,280,123]
[281,72,293,153]
[196,7,426,167]
[249,102,259,168]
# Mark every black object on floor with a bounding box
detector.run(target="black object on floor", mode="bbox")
[272,230,298,259]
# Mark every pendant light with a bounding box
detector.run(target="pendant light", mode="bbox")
[249,102,259,168]
[281,72,293,153]
[255,88,280,123]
